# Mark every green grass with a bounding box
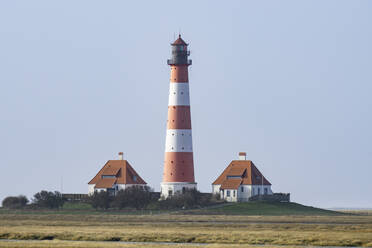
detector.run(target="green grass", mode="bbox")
[191,202,344,215]
[0,201,343,216]
[62,202,93,210]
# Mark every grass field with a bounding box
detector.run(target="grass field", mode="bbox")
[189,202,341,215]
[0,202,371,247]
[0,240,312,248]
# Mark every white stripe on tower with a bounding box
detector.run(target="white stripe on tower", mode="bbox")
[165,129,193,152]
[168,83,190,106]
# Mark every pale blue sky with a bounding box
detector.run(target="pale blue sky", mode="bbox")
[0,1,371,208]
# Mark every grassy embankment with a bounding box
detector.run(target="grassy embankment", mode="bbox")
[188,201,341,215]
[0,202,371,247]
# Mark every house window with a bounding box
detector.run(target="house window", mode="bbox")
[233,190,235,197]
[252,188,255,195]
[227,176,242,179]
[226,190,230,197]
[102,175,115,179]
[182,187,186,194]
[241,187,244,192]
[258,188,261,195]
[133,175,137,182]
[264,188,268,195]
[168,190,173,196]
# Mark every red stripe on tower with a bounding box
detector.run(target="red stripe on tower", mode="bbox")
[161,35,196,198]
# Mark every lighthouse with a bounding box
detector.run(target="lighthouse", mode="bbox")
[161,35,196,198]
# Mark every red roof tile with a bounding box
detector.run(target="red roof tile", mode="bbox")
[88,160,146,187]
[228,167,246,176]
[212,160,271,186]
[220,178,242,190]
[102,166,120,176]
[95,178,116,189]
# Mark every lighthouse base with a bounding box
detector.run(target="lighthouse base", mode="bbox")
[160,182,197,199]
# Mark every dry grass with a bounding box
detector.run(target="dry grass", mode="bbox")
[0,213,371,247]
[0,240,302,248]
[340,210,372,216]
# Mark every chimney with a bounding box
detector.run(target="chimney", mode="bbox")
[118,152,124,160]
[239,152,246,160]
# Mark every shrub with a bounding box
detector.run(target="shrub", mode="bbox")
[33,191,65,209]
[112,186,153,210]
[159,189,211,209]
[89,191,113,210]
[2,195,28,209]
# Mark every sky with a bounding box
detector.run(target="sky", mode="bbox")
[0,1,371,208]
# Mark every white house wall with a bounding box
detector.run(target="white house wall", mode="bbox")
[88,184,95,195]
[221,188,238,202]
[214,184,273,202]
[212,185,221,195]
[89,183,146,195]
[237,185,253,202]
[160,182,196,199]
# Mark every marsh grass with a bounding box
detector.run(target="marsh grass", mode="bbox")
[0,240,309,248]
[0,212,371,247]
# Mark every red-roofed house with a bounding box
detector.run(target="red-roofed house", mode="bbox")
[212,152,273,202]
[88,152,147,195]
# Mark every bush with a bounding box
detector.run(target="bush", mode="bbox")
[112,186,153,210]
[2,195,28,209]
[89,191,113,210]
[33,191,65,209]
[159,189,210,209]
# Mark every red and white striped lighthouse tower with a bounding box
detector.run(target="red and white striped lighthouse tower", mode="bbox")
[161,35,196,198]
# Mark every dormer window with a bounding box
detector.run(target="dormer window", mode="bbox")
[227,175,242,179]
[102,175,116,179]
